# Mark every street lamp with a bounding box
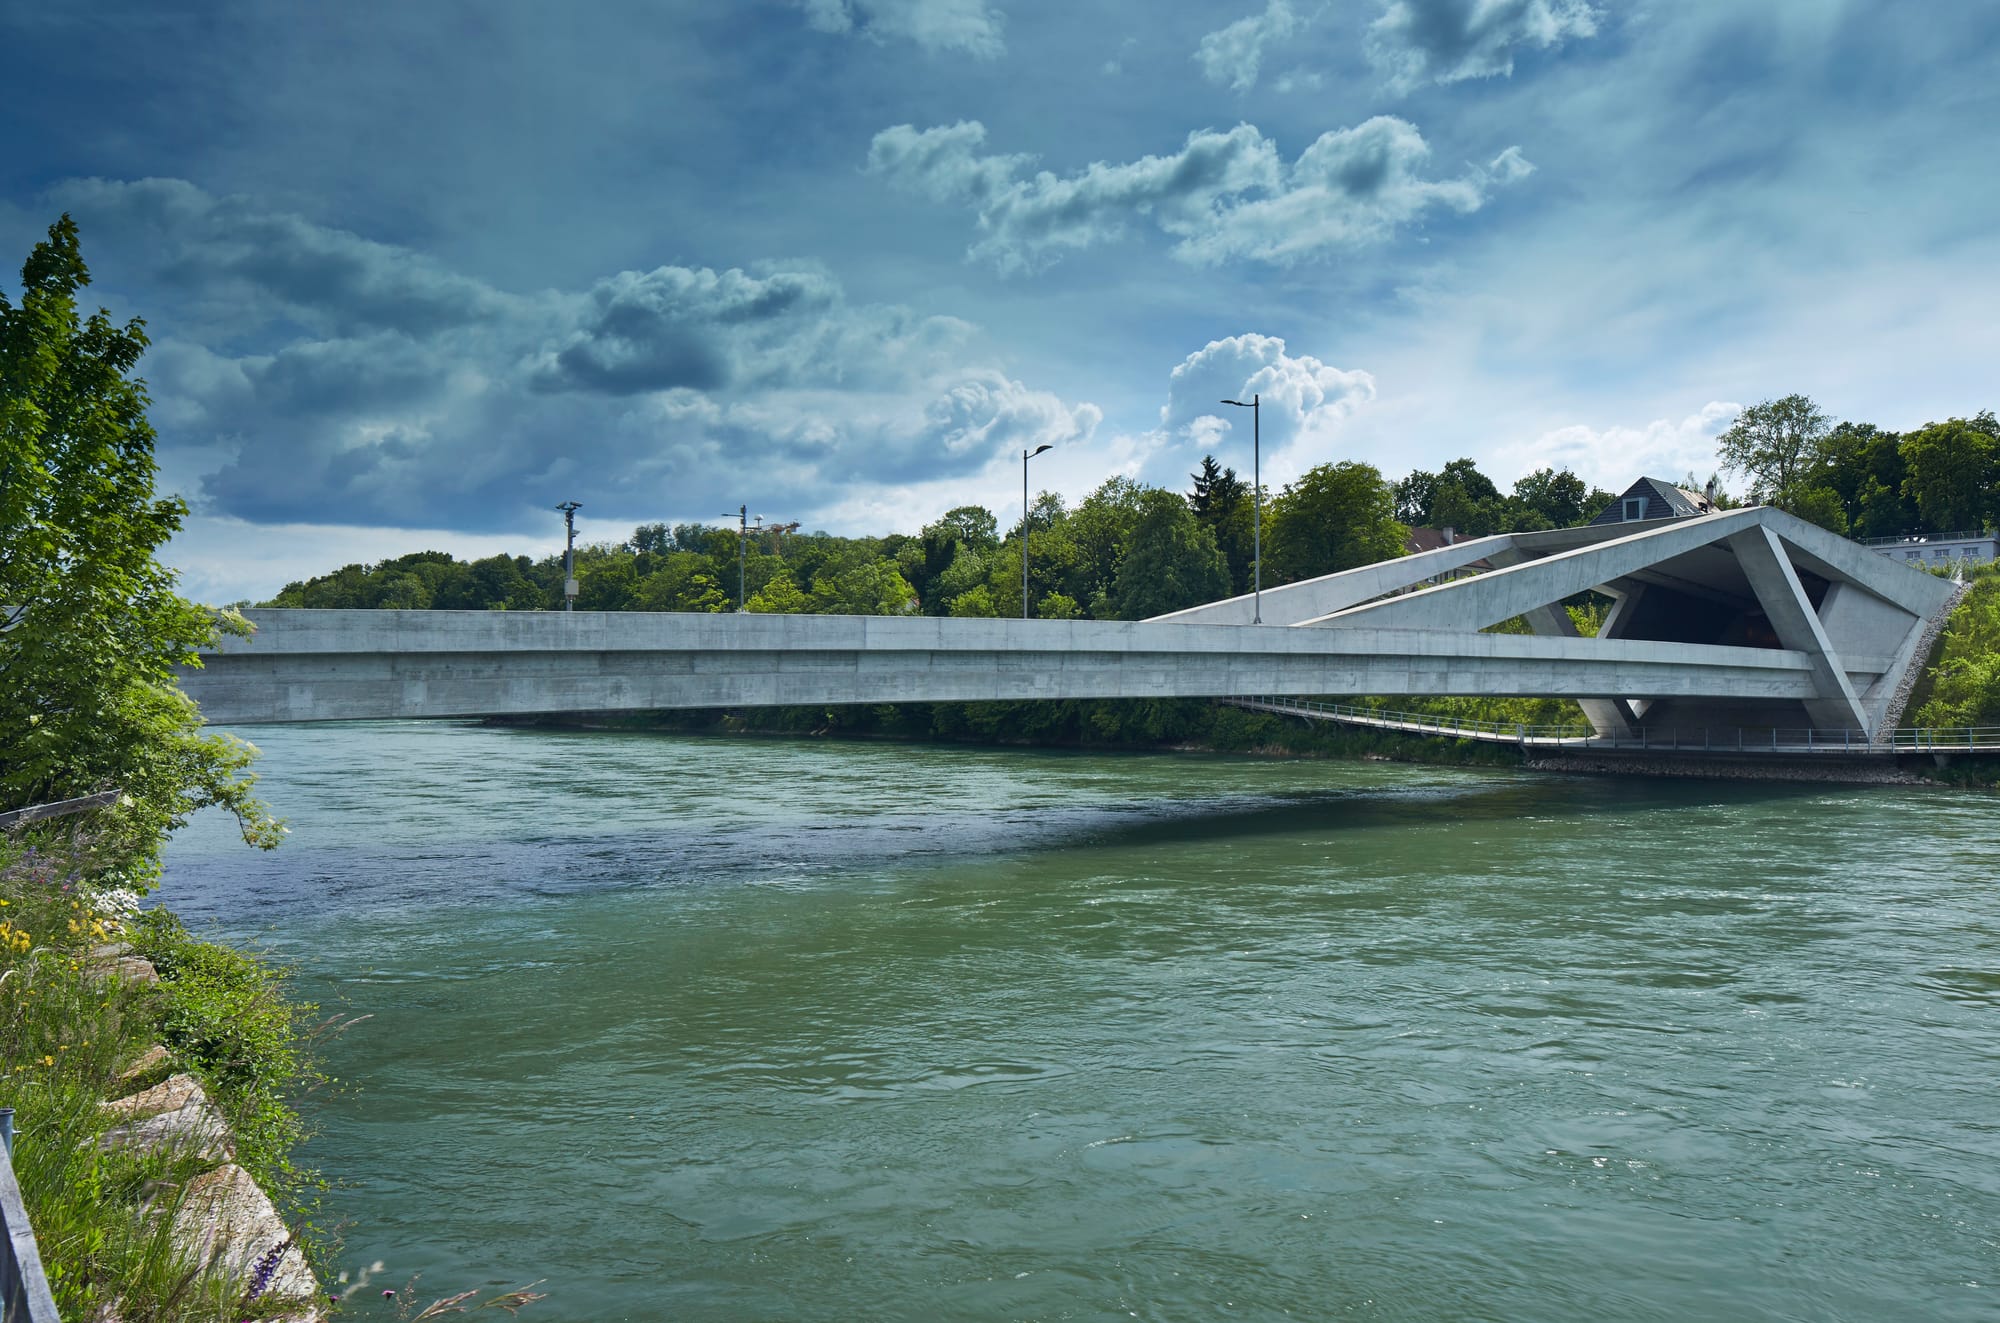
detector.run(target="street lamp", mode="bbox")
[555,501,582,611]
[724,505,752,611]
[1023,443,1053,618]
[1219,395,1261,624]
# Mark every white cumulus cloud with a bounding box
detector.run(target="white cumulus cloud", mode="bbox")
[1161,334,1377,479]
[867,117,1530,271]
[1494,402,1741,494]
[1196,1,1304,92]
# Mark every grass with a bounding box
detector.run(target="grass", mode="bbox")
[0,828,327,1321]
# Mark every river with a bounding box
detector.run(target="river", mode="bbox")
[157,721,2000,1322]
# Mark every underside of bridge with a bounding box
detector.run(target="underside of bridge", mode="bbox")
[179,506,1956,741]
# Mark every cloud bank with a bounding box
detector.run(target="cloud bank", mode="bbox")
[867,117,1531,270]
[52,178,1096,532]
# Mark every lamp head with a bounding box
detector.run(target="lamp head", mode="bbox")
[1027,444,1054,458]
[1220,398,1247,407]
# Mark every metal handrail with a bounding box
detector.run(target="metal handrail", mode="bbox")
[1,1110,62,1323]
[0,790,121,832]
[1857,531,1995,546]
[1225,697,2000,755]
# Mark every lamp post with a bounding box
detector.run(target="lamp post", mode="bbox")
[1022,443,1053,618]
[727,505,750,610]
[1219,395,1261,624]
[556,501,581,611]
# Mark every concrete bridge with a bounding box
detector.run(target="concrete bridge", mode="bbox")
[179,505,1957,742]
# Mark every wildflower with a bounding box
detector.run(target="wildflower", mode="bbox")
[243,1237,292,1302]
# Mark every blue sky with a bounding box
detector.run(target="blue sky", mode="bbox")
[4,0,1997,602]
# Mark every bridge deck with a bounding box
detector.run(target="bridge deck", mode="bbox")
[178,608,1830,725]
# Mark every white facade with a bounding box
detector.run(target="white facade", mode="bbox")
[1867,532,1999,568]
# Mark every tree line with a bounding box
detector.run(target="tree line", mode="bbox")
[1717,395,2000,537]
[264,459,1623,618]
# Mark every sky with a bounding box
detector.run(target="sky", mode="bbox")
[4,0,1997,604]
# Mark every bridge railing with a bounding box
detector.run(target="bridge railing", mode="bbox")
[1885,727,2000,751]
[1225,697,1592,743]
[1229,697,2000,755]
[1,1110,62,1323]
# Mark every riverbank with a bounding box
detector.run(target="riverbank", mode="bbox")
[0,836,328,1322]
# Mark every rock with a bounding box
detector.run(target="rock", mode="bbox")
[86,941,159,986]
[98,1072,234,1161]
[170,1164,319,1305]
[117,1043,171,1084]
[112,954,159,985]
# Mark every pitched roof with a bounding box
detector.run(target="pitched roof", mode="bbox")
[1588,476,1716,526]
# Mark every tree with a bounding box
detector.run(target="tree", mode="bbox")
[1715,394,1831,510]
[1189,455,1254,593]
[627,522,672,555]
[1902,418,1998,533]
[1266,461,1406,585]
[933,505,999,549]
[1062,476,1148,615]
[746,570,809,614]
[808,546,918,615]
[1393,469,1437,526]
[1510,467,1590,528]
[0,216,279,885]
[1108,489,1229,619]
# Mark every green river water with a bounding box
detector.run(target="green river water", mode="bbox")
[157,721,2000,1322]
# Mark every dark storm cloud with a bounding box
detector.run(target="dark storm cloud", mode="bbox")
[61,180,1097,532]
[48,178,510,337]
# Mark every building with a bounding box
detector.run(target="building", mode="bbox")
[1862,530,1999,568]
[1587,476,1718,526]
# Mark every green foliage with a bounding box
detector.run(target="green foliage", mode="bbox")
[1108,488,1229,618]
[1393,459,1611,537]
[128,909,324,1181]
[1902,418,1998,533]
[746,569,810,613]
[1911,573,2000,728]
[1716,396,1999,541]
[808,545,918,615]
[0,216,280,887]
[0,835,324,1320]
[1789,485,1849,534]
[1266,461,1406,584]
[1716,393,1832,510]
[1188,455,1255,593]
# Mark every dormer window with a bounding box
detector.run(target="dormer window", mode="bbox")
[1622,497,1646,521]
